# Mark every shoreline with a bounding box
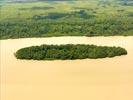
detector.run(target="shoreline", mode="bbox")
[1,35,133,41]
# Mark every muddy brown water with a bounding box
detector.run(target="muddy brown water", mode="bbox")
[1,36,133,100]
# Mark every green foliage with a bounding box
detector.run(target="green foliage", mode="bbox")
[15,44,127,60]
[0,0,133,39]
[19,7,54,10]
[32,10,94,20]
[0,15,133,39]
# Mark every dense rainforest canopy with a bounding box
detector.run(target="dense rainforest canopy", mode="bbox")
[15,44,127,60]
[0,0,133,39]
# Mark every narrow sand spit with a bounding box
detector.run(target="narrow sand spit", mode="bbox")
[1,36,133,100]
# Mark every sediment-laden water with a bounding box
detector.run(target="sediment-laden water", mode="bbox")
[1,36,133,100]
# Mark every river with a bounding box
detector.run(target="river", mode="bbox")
[1,36,133,100]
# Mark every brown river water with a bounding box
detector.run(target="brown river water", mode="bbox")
[0,36,133,100]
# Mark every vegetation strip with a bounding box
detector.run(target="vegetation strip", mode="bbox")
[15,44,127,60]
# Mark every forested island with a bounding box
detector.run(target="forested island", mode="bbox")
[0,0,133,39]
[15,44,127,60]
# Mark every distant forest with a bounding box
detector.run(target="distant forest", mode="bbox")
[0,0,133,39]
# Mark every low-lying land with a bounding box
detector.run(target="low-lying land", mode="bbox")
[0,0,133,39]
[15,44,127,60]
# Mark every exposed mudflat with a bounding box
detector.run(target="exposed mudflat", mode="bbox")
[1,36,133,100]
